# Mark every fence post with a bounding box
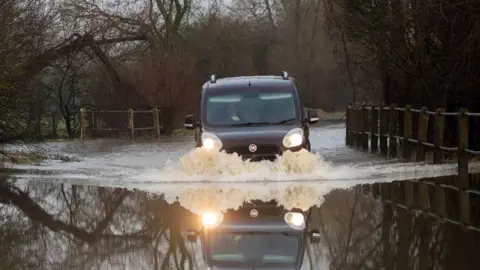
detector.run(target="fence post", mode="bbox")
[416,107,429,162]
[346,102,352,146]
[51,113,57,138]
[371,105,379,153]
[128,109,134,141]
[433,108,445,164]
[457,108,470,225]
[345,103,349,146]
[382,202,393,268]
[434,184,447,217]
[158,109,163,131]
[402,105,413,160]
[355,104,362,149]
[372,182,380,198]
[379,104,388,156]
[418,180,430,211]
[404,181,415,208]
[80,108,85,141]
[356,103,362,149]
[91,111,97,138]
[390,181,399,203]
[153,108,161,139]
[389,104,398,158]
[457,108,469,184]
[362,103,369,151]
[380,182,390,201]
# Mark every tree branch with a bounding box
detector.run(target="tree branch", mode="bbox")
[0,185,129,243]
[22,33,147,81]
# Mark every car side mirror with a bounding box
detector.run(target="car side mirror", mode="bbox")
[186,229,198,242]
[307,109,319,124]
[310,229,320,244]
[184,114,198,130]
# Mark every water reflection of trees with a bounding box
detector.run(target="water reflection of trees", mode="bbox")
[0,180,200,269]
[311,185,480,270]
[4,179,480,269]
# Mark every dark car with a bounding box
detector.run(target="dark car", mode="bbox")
[183,72,319,161]
[185,200,321,270]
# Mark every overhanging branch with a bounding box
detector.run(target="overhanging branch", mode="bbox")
[22,33,147,81]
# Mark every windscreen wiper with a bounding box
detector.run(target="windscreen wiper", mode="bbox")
[269,118,296,125]
[229,122,269,127]
[229,118,296,126]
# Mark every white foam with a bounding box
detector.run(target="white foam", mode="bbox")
[130,147,358,182]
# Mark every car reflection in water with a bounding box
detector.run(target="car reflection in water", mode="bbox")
[186,200,320,270]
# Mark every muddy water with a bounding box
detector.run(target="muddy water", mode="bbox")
[2,122,469,185]
[0,122,393,218]
[2,122,480,269]
[2,178,479,270]
[2,122,472,222]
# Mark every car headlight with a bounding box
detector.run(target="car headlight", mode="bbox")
[284,212,305,230]
[202,211,224,229]
[201,132,223,150]
[282,128,304,148]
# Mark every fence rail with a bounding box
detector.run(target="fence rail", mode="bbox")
[346,103,480,227]
[360,173,480,232]
[346,103,480,175]
[79,108,162,140]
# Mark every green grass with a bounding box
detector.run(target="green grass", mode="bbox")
[4,152,48,165]
[171,129,195,137]
[43,138,80,142]
[1,150,81,165]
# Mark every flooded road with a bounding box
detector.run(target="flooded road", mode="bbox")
[1,179,479,270]
[1,122,466,185]
[2,122,480,269]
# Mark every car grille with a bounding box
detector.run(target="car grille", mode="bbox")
[224,145,280,156]
[225,202,286,219]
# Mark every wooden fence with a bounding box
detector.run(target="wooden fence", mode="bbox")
[79,108,162,141]
[360,173,480,233]
[346,103,480,176]
[346,103,480,232]
[355,176,480,269]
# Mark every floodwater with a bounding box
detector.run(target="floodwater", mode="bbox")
[1,122,479,269]
[1,122,467,184]
[2,179,479,269]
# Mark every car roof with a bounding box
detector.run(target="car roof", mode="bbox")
[202,75,296,94]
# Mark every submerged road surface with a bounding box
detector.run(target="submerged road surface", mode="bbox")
[3,122,464,184]
[2,122,480,270]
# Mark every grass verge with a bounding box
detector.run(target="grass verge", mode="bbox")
[171,129,195,137]
[0,150,80,165]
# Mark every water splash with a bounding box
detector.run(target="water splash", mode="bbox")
[180,148,324,175]
[132,147,358,182]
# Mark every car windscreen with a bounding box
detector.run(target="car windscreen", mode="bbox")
[205,231,301,268]
[204,91,298,126]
